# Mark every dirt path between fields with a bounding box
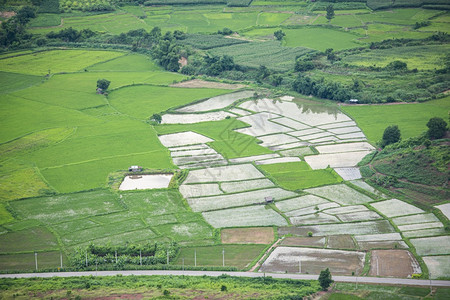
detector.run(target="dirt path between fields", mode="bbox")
[249,237,284,272]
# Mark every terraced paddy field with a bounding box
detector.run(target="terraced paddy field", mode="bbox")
[0,42,448,281]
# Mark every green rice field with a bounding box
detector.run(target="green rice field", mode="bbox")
[342,96,450,142]
[258,162,343,190]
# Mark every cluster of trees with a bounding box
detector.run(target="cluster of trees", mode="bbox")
[60,0,115,12]
[381,117,447,148]
[0,6,36,47]
[47,27,95,42]
[292,74,352,102]
[72,242,179,269]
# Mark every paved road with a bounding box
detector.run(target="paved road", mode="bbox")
[1,270,450,287]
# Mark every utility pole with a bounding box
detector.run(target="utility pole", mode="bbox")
[222,248,225,267]
[430,272,432,295]
[34,252,38,271]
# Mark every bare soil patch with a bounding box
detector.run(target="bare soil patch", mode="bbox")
[171,79,246,90]
[327,235,356,250]
[369,250,421,277]
[260,247,365,275]
[281,236,325,247]
[221,227,274,244]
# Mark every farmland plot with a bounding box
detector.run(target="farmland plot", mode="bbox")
[176,90,254,112]
[10,190,123,224]
[318,121,357,129]
[336,211,382,222]
[423,256,450,279]
[271,117,311,130]
[269,142,310,151]
[187,188,297,212]
[285,203,340,217]
[281,237,326,247]
[220,178,275,193]
[410,236,450,256]
[397,222,444,232]
[178,159,228,169]
[291,213,340,225]
[333,168,362,180]
[323,205,368,215]
[370,250,421,277]
[179,183,223,198]
[402,228,446,238]
[354,233,402,242]
[161,112,235,124]
[171,147,218,157]
[392,213,441,226]
[228,153,280,163]
[203,205,288,228]
[279,220,395,236]
[290,128,324,137]
[239,99,352,126]
[169,144,210,152]
[172,154,224,166]
[258,133,299,147]
[305,184,374,205]
[435,203,450,219]
[236,113,291,136]
[359,241,408,250]
[304,151,373,169]
[275,195,332,212]
[327,235,356,250]
[221,227,274,244]
[328,127,362,135]
[370,199,424,218]
[315,142,375,154]
[184,164,265,183]
[255,157,301,165]
[349,180,388,198]
[259,247,365,275]
[158,131,213,147]
[280,147,315,157]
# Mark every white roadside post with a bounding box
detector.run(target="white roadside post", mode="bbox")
[34,252,38,271]
[194,250,197,267]
[299,258,301,273]
[222,248,225,267]
[60,252,63,269]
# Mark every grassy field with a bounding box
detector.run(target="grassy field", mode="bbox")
[258,162,343,190]
[243,27,362,51]
[108,85,230,120]
[175,244,267,269]
[342,97,450,142]
[0,50,124,75]
[342,44,450,70]
[0,275,320,299]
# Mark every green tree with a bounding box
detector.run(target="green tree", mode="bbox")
[326,5,335,21]
[427,117,447,139]
[96,79,110,91]
[150,113,162,124]
[274,30,285,41]
[318,268,333,290]
[382,125,401,147]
